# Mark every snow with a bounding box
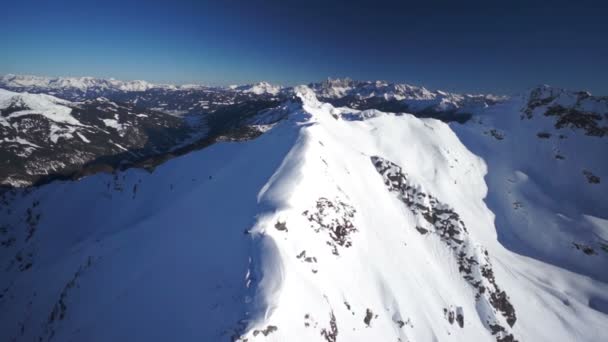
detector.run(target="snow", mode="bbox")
[234,82,282,95]
[49,124,76,143]
[109,79,157,92]
[112,142,129,151]
[0,85,606,342]
[451,91,608,282]
[309,78,506,114]
[0,137,41,148]
[101,118,125,133]
[76,132,91,143]
[0,74,167,92]
[0,88,82,126]
[313,78,439,101]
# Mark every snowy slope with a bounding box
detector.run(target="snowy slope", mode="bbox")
[0,86,606,342]
[452,86,608,281]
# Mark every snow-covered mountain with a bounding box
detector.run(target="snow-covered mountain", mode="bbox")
[1,75,505,119]
[0,74,511,188]
[309,78,506,121]
[0,84,606,342]
[0,89,201,187]
[0,75,285,101]
[231,82,283,96]
[310,78,437,100]
[0,74,293,187]
[0,74,167,93]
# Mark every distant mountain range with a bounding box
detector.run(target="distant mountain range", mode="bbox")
[0,75,490,187]
[0,75,290,187]
[2,74,607,188]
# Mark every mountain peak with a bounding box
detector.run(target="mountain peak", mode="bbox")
[231,81,282,95]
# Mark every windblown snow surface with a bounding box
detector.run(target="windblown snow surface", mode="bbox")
[1,86,607,342]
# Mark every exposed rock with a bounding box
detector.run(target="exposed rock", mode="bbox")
[302,198,357,255]
[274,221,288,232]
[573,242,597,255]
[583,170,601,184]
[371,156,517,341]
[363,308,375,327]
[252,325,278,337]
[320,310,338,342]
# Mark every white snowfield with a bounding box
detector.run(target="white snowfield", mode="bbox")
[0,86,606,342]
[0,88,81,126]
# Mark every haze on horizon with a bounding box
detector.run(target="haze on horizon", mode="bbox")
[1,0,607,95]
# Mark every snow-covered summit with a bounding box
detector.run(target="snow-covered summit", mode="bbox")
[310,77,505,102]
[308,78,507,116]
[231,81,283,95]
[310,77,435,100]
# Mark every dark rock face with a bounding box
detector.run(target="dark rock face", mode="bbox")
[371,156,517,342]
[487,129,505,140]
[523,86,608,137]
[363,308,374,327]
[573,242,597,255]
[302,198,357,256]
[42,257,95,342]
[252,325,278,337]
[444,306,464,328]
[545,106,608,137]
[274,221,288,232]
[320,310,338,342]
[583,170,601,184]
[523,86,558,119]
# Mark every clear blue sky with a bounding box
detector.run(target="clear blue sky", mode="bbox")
[1,0,607,94]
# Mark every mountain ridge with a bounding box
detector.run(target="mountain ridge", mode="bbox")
[1,76,606,188]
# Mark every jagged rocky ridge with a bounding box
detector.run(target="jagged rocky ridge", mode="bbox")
[309,78,506,122]
[523,85,608,137]
[371,156,517,342]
